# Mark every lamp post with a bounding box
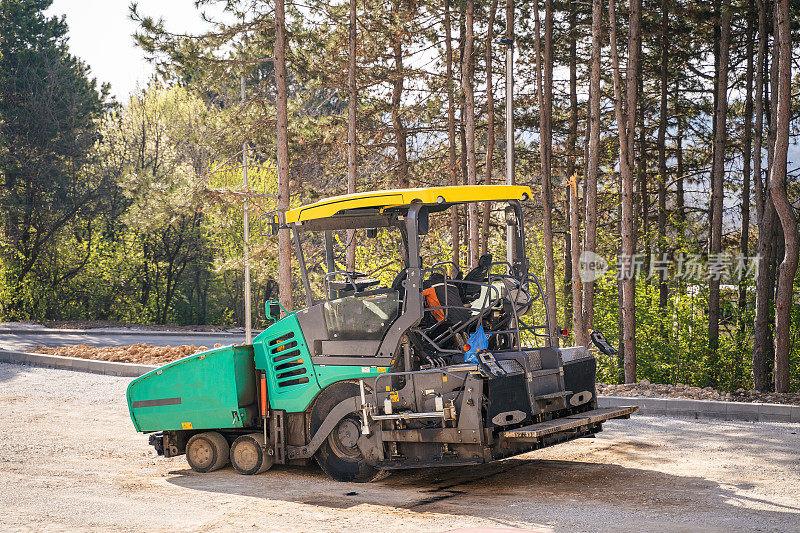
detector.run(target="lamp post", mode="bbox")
[238,54,276,344]
[241,72,252,344]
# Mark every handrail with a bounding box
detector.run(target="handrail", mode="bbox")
[412,266,550,352]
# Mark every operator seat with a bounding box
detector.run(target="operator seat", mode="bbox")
[422,273,471,326]
[461,253,492,301]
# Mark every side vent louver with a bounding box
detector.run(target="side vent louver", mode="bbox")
[268,331,309,388]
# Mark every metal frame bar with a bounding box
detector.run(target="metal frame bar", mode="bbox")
[376,202,424,357]
[292,227,314,307]
[324,231,335,274]
[288,198,551,353]
[286,397,361,459]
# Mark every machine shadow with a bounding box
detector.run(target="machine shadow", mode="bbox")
[0,360,31,382]
[165,456,800,526]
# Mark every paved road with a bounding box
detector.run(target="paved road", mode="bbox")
[1,362,798,532]
[0,329,245,352]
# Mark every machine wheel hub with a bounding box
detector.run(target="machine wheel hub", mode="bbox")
[233,440,260,470]
[329,417,362,460]
[189,439,213,468]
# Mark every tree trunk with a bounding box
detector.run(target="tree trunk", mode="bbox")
[656,0,668,309]
[565,0,578,334]
[482,0,498,259]
[583,0,602,333]
[617,215,625,383]
[752,0,773,391]
[459,9,468,262]
[770,0,797,394]
[754,204,778,391]
[565,191,573,331]
[275,0,292,312]
[346,0,357,272]
[570,174,585,346]
[445,0,460,268]
[754,0,766,220]
[391,2,408,189]
[708,0,731,384]
[463,0,478,267]
[710,0,720,247]
[534,0,560,346]
[768,0,778,172]
[737,0,755,386]
[609,0,639,383]
[637,78,648,275]
[504,0,516,262]
[675,79,685,226]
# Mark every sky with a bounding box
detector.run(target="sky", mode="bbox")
[42,1,799,174]
[45,0,222,103]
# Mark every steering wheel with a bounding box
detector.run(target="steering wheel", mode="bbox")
[325,271,373,296]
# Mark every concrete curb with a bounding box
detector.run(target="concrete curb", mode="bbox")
[2,350,798,424]
[0,349,157,377]
[599,395,800,423]
[0,328,250,336]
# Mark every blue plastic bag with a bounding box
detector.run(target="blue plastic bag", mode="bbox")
[463,324,488,364]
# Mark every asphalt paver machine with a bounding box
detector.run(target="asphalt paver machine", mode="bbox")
[127,185,637,482]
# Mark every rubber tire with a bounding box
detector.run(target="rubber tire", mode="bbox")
[309,382,388,483]
[186,431,230,473]
[230,433,274,475]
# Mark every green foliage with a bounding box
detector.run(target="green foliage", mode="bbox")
[1,0,798,395]
[0,0,108,319]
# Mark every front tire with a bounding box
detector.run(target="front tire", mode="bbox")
[230,433,274,475]
[186,431,229,473]
[309,382,388,483]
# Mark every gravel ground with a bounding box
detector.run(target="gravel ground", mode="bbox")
[1,362,799,532]
[597,381,800,406]
[20,339,800,406]
[0,320,242,332]
[0,331,243,353]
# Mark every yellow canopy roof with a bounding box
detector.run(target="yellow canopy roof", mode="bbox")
[285,185,531,224]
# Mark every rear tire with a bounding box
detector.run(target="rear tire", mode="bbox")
[309,382,388,483]
[230,433,274,475]
[186,431,229,473]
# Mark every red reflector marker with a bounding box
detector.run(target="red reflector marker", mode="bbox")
[260,376,268,417]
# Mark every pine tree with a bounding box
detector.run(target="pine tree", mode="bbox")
[0,0,106,318]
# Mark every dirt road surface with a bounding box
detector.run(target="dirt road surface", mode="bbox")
[1,362,798,532]
[0,330,243,352]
